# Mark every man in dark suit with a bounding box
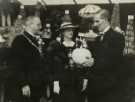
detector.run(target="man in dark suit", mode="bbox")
[87,9,125,102]
[10,16,47,102]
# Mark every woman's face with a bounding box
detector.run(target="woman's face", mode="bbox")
[63,28,74,39]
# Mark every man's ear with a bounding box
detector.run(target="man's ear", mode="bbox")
[29,23,34,29]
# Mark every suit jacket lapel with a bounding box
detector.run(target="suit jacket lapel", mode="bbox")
[100,28,113,42]
[24,31,38,47]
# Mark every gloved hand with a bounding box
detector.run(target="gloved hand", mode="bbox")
[22,85,31,97]
[53,81,60,95]
[82,79,88,92]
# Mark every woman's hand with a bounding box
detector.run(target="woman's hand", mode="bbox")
[53,81,60,95]
[22,85,31,97]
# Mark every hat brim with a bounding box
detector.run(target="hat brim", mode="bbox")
[60,25,78,30]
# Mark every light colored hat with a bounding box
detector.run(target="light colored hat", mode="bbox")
[79,4,101,18]
[60,22,78,30]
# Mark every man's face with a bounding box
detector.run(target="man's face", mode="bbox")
[92,14,106,33]
[31,17,42,35]
[63,28,74,39]
[42,28,52,39]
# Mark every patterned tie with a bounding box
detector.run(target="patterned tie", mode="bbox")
[99,33,104,42]
[37,37,44,56]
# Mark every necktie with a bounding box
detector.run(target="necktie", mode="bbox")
[99,33,104,41]
[37,37,44,56]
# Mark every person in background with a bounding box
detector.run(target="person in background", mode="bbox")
[40,23,53,101]
[87,9,125,102]
[8,16,47,102]
[0,32,6,47]
[0,0,13,27]
[42,23,52,48]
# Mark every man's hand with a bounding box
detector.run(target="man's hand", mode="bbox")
[78,31,98,42]
[82,79,88,92]
[22,85,31,97]
[53,81,60,95]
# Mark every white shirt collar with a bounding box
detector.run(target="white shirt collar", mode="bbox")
[100,26,111,35]
[25,30,36,38]
[63,41,75,47]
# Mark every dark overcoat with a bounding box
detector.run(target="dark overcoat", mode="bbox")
[87,28,125,96]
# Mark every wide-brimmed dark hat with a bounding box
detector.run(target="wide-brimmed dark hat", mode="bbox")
[60,22,78,30]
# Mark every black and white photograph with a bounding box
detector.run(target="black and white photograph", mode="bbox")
[0,0,134,102]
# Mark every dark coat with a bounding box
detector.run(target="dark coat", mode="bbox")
[46,40,68,82]
[46,40,89,91]
[87,28,125,95]
[11,31,46,86]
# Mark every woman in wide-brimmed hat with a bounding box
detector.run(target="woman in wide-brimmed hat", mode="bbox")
[49,19,93,102]
[55,21,80,102]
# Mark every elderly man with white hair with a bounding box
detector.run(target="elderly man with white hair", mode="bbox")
[9,16,47,102]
